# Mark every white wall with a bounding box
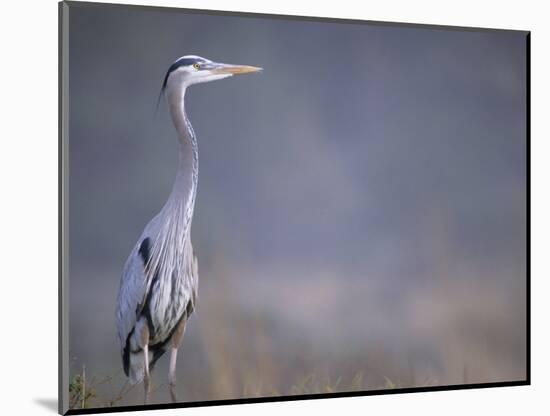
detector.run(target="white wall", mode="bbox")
[1,0,545,415]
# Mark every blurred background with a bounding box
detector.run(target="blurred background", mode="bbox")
[67,3,527,408]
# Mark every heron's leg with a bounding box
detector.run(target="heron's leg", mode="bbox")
[143,343,151,404]
[168,317,187,403]
[168,347,178,402]
[138,322,151,404]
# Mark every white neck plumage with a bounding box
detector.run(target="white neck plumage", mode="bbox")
[166,83,199,209]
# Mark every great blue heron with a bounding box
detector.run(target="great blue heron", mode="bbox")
[115,55,261,403]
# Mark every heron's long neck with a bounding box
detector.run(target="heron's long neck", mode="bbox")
[143,86,197,284]
[164,86,198,229]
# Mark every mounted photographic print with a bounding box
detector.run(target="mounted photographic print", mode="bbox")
[59,1,530,414]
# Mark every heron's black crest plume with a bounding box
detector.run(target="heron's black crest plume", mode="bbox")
[156,69,170,113]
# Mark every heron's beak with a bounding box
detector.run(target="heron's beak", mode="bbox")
[212,63,263,75]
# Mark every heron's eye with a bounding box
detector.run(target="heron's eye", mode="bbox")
[193,63,201,70]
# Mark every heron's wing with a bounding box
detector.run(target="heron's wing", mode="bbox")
[115,237,153,353]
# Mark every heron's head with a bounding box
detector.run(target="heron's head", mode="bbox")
[161,55,262,93]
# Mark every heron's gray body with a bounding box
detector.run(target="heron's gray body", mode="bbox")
[114,55,261,402]
[116,220,198,385]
